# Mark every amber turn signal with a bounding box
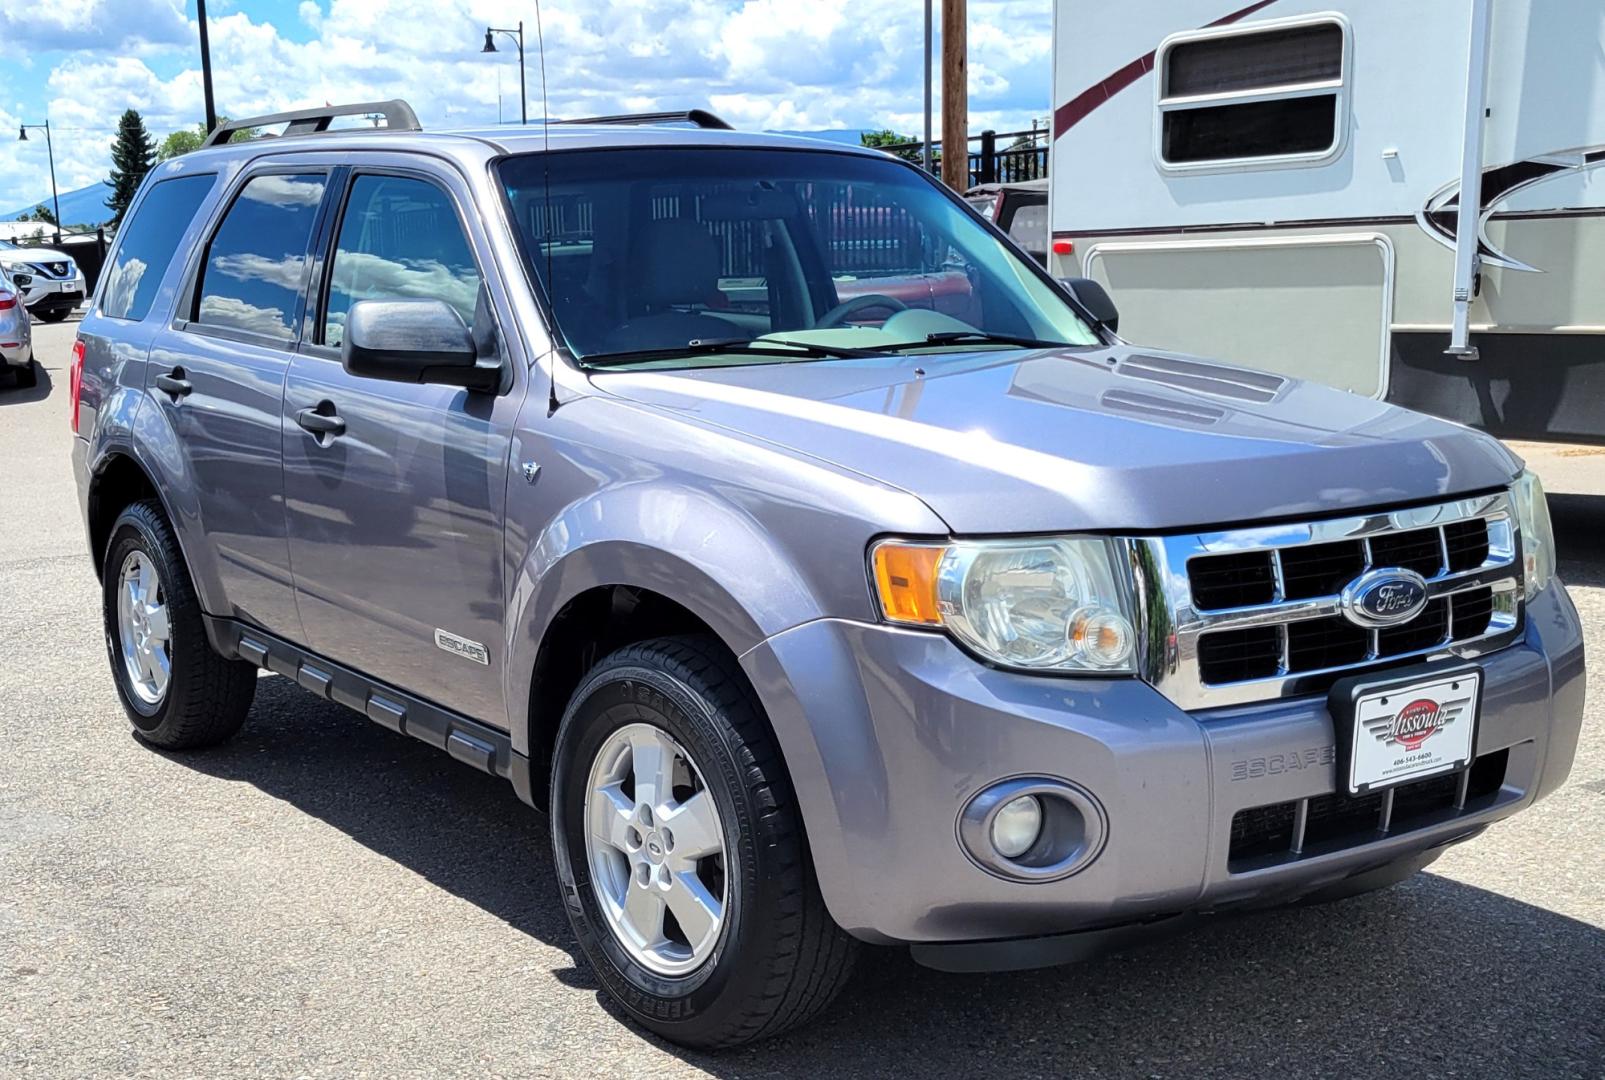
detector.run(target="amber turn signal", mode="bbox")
[872,541,946,626]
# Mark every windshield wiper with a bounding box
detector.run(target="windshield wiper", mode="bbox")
[584,337,888,368]
[879,331,1076,352]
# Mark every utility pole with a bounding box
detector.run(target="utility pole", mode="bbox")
[198,0,218,133]
[941,0,967,192]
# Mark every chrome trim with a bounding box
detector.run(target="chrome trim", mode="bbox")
[1134,492,1523,710]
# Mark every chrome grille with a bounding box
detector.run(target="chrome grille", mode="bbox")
[1131,492,1523,709]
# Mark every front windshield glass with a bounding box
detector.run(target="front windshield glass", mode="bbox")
[498,147,1097,369]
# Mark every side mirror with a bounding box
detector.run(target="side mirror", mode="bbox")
[1060,277,1119,336]
[342,299,500,392]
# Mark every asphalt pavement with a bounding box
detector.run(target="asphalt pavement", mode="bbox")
[2,317,1601,1079]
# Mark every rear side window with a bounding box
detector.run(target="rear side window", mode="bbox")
[194,172,327,341]
[100,174,215,321]
[321,174,481,347]
[1157,19,1347,168]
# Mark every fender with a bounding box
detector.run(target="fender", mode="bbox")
[504,482,836,757]
[499,392,951,759]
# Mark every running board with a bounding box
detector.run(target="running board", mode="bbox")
[203,616,536,804]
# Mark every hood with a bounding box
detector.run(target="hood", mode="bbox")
[591,346,1522,534]
[0,246,72,265]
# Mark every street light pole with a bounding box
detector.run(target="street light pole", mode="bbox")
[482,22,527,125]
[197,0,218,133]
[923,0,933,173]
[18,121,61,231]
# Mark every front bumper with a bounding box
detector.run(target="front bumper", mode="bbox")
[740,583,1585,953]
[22,274,84,311]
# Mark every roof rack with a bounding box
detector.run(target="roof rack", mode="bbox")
[201,100,421,148]
[553,109,733,131]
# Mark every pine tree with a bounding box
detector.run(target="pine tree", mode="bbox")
[105,109,156,225]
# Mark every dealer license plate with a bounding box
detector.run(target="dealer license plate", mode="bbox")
[1343,670,1480,795]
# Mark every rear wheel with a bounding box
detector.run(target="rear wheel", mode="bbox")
[550,635,857,1048]
[102,500,255,749]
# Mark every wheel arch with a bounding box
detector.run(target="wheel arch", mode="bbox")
[87,451,170,579]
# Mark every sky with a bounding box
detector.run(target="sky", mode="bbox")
[0,0,1055,219]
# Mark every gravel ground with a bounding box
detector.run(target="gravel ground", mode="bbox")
[2,318,1600,1079]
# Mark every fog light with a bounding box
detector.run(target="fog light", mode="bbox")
[959,778,1107,882]
[991,795,1042,858]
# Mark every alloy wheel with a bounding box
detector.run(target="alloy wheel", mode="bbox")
[583,722,728,976]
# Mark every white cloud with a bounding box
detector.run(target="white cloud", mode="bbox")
[1,0,1055,214]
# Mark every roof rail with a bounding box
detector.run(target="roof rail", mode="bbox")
[554,109,733,131]
[201,100,421,148]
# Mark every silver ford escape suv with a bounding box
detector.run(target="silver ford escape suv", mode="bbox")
[69,101,1586,1049]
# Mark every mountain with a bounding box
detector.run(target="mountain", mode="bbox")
[3,182,115,228]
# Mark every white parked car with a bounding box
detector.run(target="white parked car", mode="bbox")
[0,238,85,322]
[0,264,36,387]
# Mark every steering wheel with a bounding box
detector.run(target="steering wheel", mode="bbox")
[814,293,909,329]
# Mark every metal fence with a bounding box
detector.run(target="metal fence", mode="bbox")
[882,128,1050,189]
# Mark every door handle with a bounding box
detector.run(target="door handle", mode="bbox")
[296,403,346,439]
[155,369,192,398]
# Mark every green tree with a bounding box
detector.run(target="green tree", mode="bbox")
[105,109,157,225]
[17,204,57,226]
[860,128,925,165]
[156,117,256,160]
[157,125,205,160]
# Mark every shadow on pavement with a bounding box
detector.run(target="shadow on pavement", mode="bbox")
[0,363,52,406]
[1552,493,1605,589]
[162,671,1605,1078]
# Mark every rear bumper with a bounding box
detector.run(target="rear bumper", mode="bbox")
[741,583,1585,954]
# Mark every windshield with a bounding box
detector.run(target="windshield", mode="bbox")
[498,147,1097,369]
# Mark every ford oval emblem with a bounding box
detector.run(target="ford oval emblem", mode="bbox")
[1340,568,1430,628]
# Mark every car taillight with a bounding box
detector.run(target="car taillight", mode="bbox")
[0,293,15,310]
[69,338,86,434]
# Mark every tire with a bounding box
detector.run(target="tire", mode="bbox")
[550,634,858,1048]
[12,360,37,388]
[34,307,70,323]
[101,499,256,749]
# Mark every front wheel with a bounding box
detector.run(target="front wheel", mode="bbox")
[550,635,857,1048]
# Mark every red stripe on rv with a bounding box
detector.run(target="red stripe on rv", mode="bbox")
[1051,0,1281,140]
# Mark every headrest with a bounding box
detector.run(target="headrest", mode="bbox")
[639,218,721,308]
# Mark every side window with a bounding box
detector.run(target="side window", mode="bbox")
[194,172,327,341]
[100,174,215,321]
[1157,18,1347,168]
[322,174,482,348]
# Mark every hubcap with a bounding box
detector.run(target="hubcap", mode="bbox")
[116,551,170,706]
[583,723,727,976]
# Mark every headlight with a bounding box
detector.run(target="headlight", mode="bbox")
[871,537,1137,673]
[1511,469,1555,599]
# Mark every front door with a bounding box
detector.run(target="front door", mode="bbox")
[281,168,524,727]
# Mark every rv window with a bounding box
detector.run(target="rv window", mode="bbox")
[1157,18,1346,169]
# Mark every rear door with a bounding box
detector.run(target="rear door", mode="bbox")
[281,161,524,728]
[146,167,333,637]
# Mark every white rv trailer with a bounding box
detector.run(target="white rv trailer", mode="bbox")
[1049,0,1605,444]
